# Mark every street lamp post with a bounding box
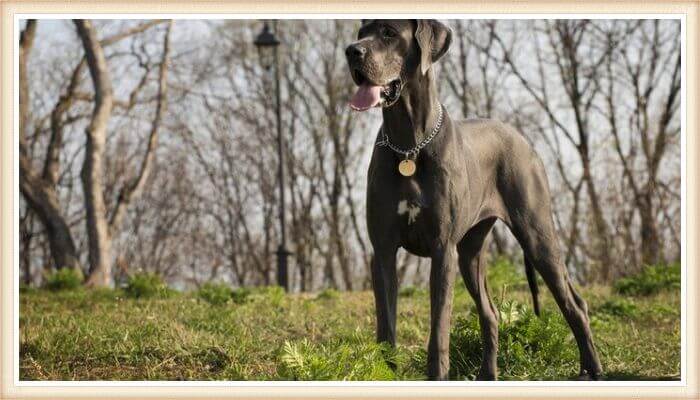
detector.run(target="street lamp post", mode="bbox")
[254,20,290,292]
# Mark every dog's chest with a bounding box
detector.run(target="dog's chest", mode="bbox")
[367,144,466,256]
[395,178,427,225]
[392,175,448,255]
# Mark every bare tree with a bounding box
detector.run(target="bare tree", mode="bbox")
[19,20,82,272]
[597,20,681,267]
[284,20,371,290]
[75,19,172,286]
[74,19,115,286]
[19,19,171,284]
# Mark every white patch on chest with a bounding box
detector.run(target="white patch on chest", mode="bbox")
[397,200,421,224]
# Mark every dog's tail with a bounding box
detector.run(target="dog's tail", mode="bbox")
[524,258,541,317]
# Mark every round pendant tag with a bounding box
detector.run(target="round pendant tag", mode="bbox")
[398,159,416,177]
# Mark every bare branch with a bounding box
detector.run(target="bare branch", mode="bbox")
[109,20,173,233]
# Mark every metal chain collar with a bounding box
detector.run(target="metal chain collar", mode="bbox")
[376,103,444,159]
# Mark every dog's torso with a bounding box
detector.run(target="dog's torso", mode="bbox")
[367,114,540,256]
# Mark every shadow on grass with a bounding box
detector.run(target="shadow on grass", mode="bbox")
[595,370,681,381]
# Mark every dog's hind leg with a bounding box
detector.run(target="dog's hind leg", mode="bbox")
[509,215,602,380]
[524,256,541,317]
[370,248,398,347]
[499,148,602,379]
[457,217,499,380]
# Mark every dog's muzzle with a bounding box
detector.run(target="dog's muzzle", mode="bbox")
[348,67,404,111]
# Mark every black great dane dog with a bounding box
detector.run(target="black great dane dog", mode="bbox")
[345,19,602,381]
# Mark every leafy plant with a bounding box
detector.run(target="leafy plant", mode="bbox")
[399,285,427,298]
[278,338,396,380]
[124,272,172,299]
[248,286,286,307]
[449,300,576,380]
[196,282,232,305]
[44,268,83,291]
[316,288,340,301]
[487,257,528,293]
[595,298,638,318]
[614,264,681,296]
[19,283,36,294]
[231,287,252,304]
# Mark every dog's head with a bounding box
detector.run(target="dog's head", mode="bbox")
[345,19,452,111]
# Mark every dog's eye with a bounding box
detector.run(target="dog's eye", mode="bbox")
[381,27,396,39]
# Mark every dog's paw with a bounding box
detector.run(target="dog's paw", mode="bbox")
[476,371,497,381]
[577,369,602,381]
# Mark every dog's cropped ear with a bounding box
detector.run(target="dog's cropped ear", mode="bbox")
[414,20,453,76]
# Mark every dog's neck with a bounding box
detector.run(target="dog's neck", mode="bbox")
[381,69,442,152]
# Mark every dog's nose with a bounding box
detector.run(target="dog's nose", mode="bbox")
[345,43,366,60]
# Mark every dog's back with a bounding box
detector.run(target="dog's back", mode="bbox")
[456,118,545,181]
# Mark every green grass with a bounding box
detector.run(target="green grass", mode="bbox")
[124,272,175,299]
[19,262,680,381]
[196,282,234,306]
[614,263,681,296]
[43,268,83,291]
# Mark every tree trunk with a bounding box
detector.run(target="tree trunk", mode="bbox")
[74,19,114,287]
[20,211,34,285]
[639,191,661,266]
[19,172,81,271]
[581,156,612,281]
[19,19,83,273]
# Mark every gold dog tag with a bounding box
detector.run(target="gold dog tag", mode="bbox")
[398,159,416,177]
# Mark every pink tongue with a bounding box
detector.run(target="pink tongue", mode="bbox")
[350,84,382,111]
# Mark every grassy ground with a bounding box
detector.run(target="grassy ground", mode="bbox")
[19,261,680,381]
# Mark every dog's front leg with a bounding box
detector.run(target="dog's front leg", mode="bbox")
[427,245,458,380]
[371,249,398,346]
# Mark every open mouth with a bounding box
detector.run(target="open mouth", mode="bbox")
[349,69,402,111]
